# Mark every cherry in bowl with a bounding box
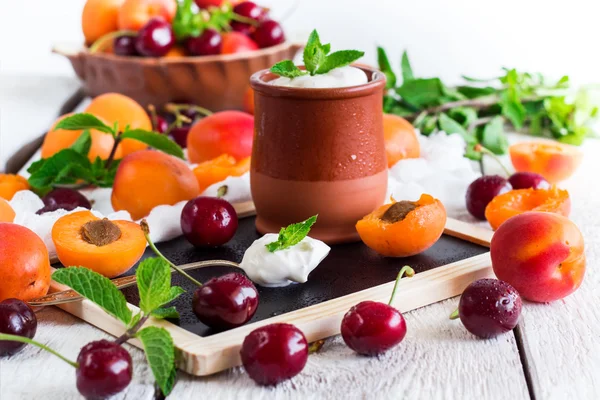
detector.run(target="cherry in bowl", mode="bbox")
[135,18,174,57]
[252,20,285,48]
[186,29,222,56]
[181,196,238,247]
[0,299,37,356]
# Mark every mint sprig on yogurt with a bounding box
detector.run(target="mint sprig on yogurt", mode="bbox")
[270,29,364,78]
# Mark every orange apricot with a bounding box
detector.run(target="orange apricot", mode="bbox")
[0,174,29,200]
[509,141,583,184]
[82,0,125,45]
[164,46,187,58]
[485,187,571,231]
[52,211,146,278]
[356,194,446,257]
[41,113,122,161]
[85,93,153,156]
[0,223,51,302]
[118,0,177,31]
[111,150,200,220]
[243,87,255,115]
[193,154,250,193]
[383,114,420,168]
[0,198,15,223]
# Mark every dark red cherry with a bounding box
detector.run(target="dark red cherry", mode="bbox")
[0,299,37,356]
[458,279,522,338]
[154,116,169,134]
[341,301,406,355]
[169,126,190,148]
[192,272,258,329]
[240,323,308,385]
[508,172,550,190]
[233,2,266,22]
[113,35,138,56]
[37,188,92,214]
[76,340,133,399]
[181,196,238,246]
[252,20,285,48]
[135,17,174,57]
[186,29,222,56]
[465,175,512,220]
[230,21,253,35]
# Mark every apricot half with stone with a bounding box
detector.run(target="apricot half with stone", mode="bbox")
[356,194,447,257]
[52,211,146,278]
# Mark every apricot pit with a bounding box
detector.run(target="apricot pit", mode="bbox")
[81,219,122,246]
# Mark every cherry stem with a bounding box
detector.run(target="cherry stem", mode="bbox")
[475,144,511,177]
[115,314,150,345]
[89,30,137,54]
[148,104,160,131]
[0,333,79,368]
[449,309,460,320]
[140,220,204,287]
[308,339,325,354]
[165,103,213,117]
[388,265,415,306]
[231,13,260,26]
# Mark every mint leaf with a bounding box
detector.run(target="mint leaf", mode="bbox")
[70,130,92,155]
[401,50,414,82]
[396,78,445,108]
[53,267,132,325]
[136,327,177,397]
[270,60,307,78]
[54,113,114,134]
[501,92,526,129]
[172,0,203,40]
[377,47,396,89]
[151,307,180,320]
[136,258,184,314]
[479,116,508,154]
[303,30,327,75]
[265,215,318,252]
[316,50,364,74]
[438,113,476,145]
[457,85,497,99]
[120,130,184,159]
[27,149,93,190]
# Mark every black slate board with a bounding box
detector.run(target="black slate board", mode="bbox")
[114,216,487,338]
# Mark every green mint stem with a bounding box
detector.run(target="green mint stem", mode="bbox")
[104,133,122,170]
[115,314,150,345]
[475,144,512,176]
[388,265,415,306]
[141,221,204,287]
[89,30,137,53]
[0,333,79,368]
[449,309,460,320]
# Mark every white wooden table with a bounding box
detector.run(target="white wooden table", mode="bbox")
[1,76,598,400]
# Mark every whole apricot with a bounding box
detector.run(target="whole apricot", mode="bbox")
[509,141,583,184]
[52,211,146,278]
[41,113,122,162]
[0,198,15,222]
[82,0,125,45]
[243,87,255,115]
[383,114,420,168]
[0,174,29,200]
[187,111,254,163]
[0,223,51,302]
[111,150,200,220]
[85,93,153,156]
[118,0,177,31]
[491,212,585,302]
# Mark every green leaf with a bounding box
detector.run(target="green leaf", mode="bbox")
[438,113,476,144]
[270,60,307,78]
[316,50,364,74]
[396,78,445,108]
[53,267,132,325]
[151,307,180,320]
[479,116,508,154]
[265,215,318,252]
[27,149,93,190]
[416,115,438,135]
[461,75,500,83]
[136,327,177,397]
[172,0,203,40]
[120,130,184,159]
[465,142,483,161]
[303,29,327,75]
[401,50,414,82]
[70,130,92,155]
[377,47,396,89]
[456,85,497,99]
[448,107,478,127]
[136,258,185,315]
[54,113,114,134]
[501,91,526,128]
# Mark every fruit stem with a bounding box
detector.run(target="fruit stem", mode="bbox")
[231,13,260,27]
[148,104,160,131]
[0,333,79,368]
[475,144,511,177]
[388,265,415,306]
[165,103,213,117]
[449,309,460,320]
[104,133,122,170]
[308,339,325,354]
[115,314,150,345]
[140,220,203,287]
[89,30,137,54]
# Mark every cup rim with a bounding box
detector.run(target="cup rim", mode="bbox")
[250,65,386,99]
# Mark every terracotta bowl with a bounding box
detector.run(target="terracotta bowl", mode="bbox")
[55,42,301,111]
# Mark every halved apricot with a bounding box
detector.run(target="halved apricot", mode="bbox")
[356,194,446,257]
[193,154,250,193]
[0,174,29,200]
[0,198,15,222]
[510,141,583,183]
[485,187,571,230]
[52,211,146,278]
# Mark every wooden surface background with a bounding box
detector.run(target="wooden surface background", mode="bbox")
[1,76,598,399]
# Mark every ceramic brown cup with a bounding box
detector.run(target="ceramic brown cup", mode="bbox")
[250,66,388,244]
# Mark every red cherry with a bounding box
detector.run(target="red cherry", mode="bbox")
[169,126,190,148]
[192,272,258,329]
[252,20,285,48]
[186,29,223,56]
[76,340,133,399]
[113,35,138,56]
[135,18,174,57]
[0,299,37,356]
[240,323,308,385]
[508,172,550,190]
[37,188,92,214]
[180,196,238,246]
[233,2,266,21]
[465,175,512,220]
[221,32,259,54]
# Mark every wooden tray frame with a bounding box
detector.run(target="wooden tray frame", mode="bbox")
[50,203,494,376]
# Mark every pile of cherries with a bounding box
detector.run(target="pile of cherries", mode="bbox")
[114,2,285,58]
[151,103,207,148]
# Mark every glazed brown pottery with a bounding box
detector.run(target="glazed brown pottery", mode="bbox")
[55,42,301,111]
[250,66,388,244]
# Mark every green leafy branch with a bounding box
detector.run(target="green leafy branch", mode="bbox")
[378,47,599,159]
[265,215,318,252]
[28,113,184,194]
